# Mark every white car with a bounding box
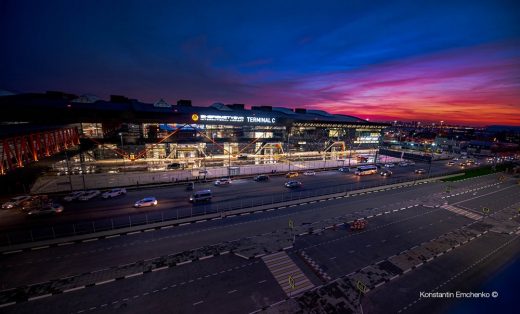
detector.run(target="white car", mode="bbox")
[303,171,316,176]
[63,191,86,202]
[398,162,409,167]
[134,197,157,208]
[2,195,32,209]
[214,178,232,186]
[102,188,127,199]
[384,163,395,168]
[78,190,101,201]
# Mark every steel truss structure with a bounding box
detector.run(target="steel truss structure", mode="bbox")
[1,128,80,174]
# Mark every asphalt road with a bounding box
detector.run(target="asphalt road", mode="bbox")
[0,171,518,314]
[0,159,471,234]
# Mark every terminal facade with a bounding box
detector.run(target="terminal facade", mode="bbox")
[0,92,388,172]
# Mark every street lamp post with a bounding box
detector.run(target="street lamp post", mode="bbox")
[119,132,125,172]
[64,150,73,191]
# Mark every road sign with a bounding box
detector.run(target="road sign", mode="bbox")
[288,275,296,289]
[356,280,367,293]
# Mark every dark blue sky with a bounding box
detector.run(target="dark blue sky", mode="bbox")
[1,0,519,124]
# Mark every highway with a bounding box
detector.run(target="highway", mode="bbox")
[0,160,463,236]
[0,169,518,314]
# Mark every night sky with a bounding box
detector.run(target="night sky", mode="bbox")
[1,0,519,126]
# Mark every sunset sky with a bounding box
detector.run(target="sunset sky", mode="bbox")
[1,0,519,126]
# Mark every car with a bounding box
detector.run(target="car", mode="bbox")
[384,163,395,168]
[63,191,86,202]
[459,162,466,167]
[189,190,212,203]
[414,169,427,174]
[398,161,409,167]
[380,169,393,177]
[214,178,232,186]
[338,167,350,173]
[78,190,101,201]
[237,154,248,160]
[285,181,303,188]
[407,161,416,166]
[453,157,459,161]
[447,161,455,166]
[102,188,127,199]
[286,172,299,178]
[303,171,316,176]
[2,195,32,209]
[254,175,270,182]
[134,197,158,207]
[27,203,64,216]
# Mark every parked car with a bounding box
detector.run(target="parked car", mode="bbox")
[78,190,101,201]
[134,197,158,208]
[415,169,427,174]
[338,167,350,173]
[214,178,232,186]
[254,175,270,182]
[2,195,32,209]
[398,161,409,167]
[102,188,127,199]
[384,163,395,168]
[447,161,455,166]
[380,169,393,177]
[285,181,303,188]
[286,172,299,178]
[63,191,86,202]
[27,203,64,216]
[303,171,316,176]
[237,155,248,160]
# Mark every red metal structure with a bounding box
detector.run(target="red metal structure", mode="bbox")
[0,127,80,175]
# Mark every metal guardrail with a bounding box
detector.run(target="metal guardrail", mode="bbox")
[0,167,499,247]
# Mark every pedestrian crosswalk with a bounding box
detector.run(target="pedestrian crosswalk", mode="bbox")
[262,251,314,296]
[441,205,483,220]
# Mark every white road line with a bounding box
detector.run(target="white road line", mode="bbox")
[193,301,204,306]
[57,242,74,246]
[177,260,193,266]
[106,234,121,238]
[28,294,52,301]
[125,272,144,278]
[95,279,115,285]
[64,286,86,293]
[152,266,169,272]
[32,246,49,250]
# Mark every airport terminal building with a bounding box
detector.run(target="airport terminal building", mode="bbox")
[0,92,388,172]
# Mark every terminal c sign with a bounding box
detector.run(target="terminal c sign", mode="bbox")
[193,114,276,124]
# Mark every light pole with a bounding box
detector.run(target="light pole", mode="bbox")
[64,150,73,191]
[287,129,291,172]
[119,132,125,172]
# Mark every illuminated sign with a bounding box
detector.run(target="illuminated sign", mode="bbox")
[198,114,276,124]
[191,114,199,121]
[354,136,380,144]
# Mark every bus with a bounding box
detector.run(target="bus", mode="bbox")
[354,165,378,176]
